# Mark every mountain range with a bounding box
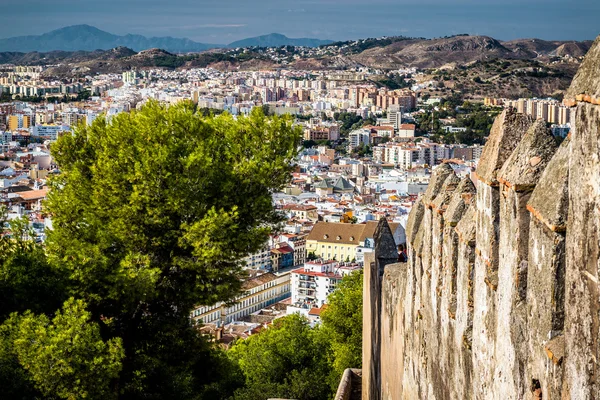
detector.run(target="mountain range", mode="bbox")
[0,25,334,53]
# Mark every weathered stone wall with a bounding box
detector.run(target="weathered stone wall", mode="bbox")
[363,35,600,400]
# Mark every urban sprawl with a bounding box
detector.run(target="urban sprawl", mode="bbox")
[0,62,573,344]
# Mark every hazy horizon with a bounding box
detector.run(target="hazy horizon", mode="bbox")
[1,0,599,43]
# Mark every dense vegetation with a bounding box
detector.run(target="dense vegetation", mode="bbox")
[0,102,309,399]
[374,73,415,90]
[413,94,500,145]
[228,270,364,400]
[334,112,376,136]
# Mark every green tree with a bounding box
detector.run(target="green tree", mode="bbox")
[44,100,301,398]
[0,213,71,398]
[228,314,332,400]
[0,215,69,321]
[319,270,363,388]
[0,320,40,399]
[9,298,124,400]
[303,139,318,149]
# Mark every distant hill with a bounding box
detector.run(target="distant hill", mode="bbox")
[228,33,333,48]
[347,36,518,69]
[0,26,333,53]
[0,25,220,53]
[502,38,594,58]
[0,33,592,80]
[345,35,593,69]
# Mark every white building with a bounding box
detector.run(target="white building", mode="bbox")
[290,260,360,308]
[191,271,291,325]
[442,126,467,134]
[32,125,69,141]
[397,123,416,138]
[348,128,371,152]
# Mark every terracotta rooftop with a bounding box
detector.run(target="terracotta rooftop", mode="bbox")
[242,272,278,290]
[14,188,48,201]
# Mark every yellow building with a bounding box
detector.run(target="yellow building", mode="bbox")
[7,114,31,131]
[306,221,402,262]
[8,115,18,131]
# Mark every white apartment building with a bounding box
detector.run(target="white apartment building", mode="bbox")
[375,141,446,169]
[348,128,371,152]
[191,271,291,325]
[32,125,69,141]
[290,260,360,307]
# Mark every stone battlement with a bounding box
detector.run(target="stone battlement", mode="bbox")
[362,35,600,400]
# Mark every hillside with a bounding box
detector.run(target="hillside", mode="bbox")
[413,58,579,100]
[349,36,527,69]
[0,34,592,85]
[228,33,333,48]
[503,38,593,57]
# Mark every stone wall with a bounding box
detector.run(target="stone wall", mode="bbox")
[363,35,600,400]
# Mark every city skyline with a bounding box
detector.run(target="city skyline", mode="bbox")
[1,0,599,43]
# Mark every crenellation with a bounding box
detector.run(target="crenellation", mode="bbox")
[563,100,600,398]
[406,199,425,244]
[494,118,558,398]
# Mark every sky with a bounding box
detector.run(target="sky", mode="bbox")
[1,0,599,43]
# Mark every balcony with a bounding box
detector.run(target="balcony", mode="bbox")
[299,282,316,289]
[298,275,316,282]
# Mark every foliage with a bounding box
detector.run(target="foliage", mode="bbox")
[10,298,124,400]
[0,215,69,321]
[0,319,40,399]
[227,270,364,399]
[197,107,226,117]
[41,100,301,398]
[0,213,68,398]
[376,73,414,91]
[76,89,92,101]
[0,99,368,399]
[320,270,363,387]
[333,112,363,135]
[228,314,331,400]
[303,139,318,149]
[261,103,274,116]
[352,143,372,157]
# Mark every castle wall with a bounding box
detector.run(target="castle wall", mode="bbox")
[363,34,600,400]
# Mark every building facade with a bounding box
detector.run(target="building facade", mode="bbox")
[191,271,291,325]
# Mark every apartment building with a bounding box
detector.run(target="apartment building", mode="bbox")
[303,124,340,141]
[243,246,272,271]
[191,271,291,325]
[290,260,360,307]
[504,98,572,125]
[348,128,371,152]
